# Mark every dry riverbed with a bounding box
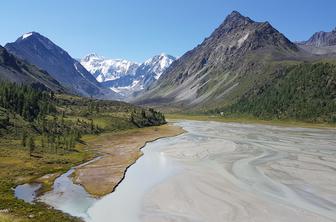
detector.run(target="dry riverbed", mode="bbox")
[72,124,184,196]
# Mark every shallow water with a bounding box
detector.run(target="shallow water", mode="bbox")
[37,157,101,219]
[15,183,41,203]
[86,137,182,222]
[38,121,336,221]
[38,168,96,219]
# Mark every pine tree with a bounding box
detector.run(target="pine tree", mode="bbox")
[41,135,45,150]
[21,132,27,147]
[28,137,35,156]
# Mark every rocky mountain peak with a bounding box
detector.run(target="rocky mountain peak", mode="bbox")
[303,28,336,47]
[16,32,52,45]
[141,53,176,80]
[218,11,254,32]
[204,11,297,56]
[18,31,39,41]
[226,11,252,23]
[134,11,300,108]
[83,53,100,60]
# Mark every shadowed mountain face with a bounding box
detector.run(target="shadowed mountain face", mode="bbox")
[297,28,336,55]
[134,11,304,111]
[5,32,118,99]
[0,45,64,92]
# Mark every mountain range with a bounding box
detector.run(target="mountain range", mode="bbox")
[80,53,175,97]
[0,11,335,122]
[5,32,118,99]
[134,11,336,118]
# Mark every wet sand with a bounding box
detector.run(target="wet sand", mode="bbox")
[73,124,184,196]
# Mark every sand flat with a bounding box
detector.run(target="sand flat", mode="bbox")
[73,124,184,196]
[139,121,336,222]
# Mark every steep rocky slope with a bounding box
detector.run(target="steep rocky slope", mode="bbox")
[135,11,307,111]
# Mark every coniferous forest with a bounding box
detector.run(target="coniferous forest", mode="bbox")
[0,81,166,156]
[223,62,336,123]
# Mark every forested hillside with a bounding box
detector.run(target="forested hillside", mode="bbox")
[0,82,166,155]
[223,62,336,123]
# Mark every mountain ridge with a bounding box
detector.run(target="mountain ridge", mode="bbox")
[297,27,336,55]
[5,32,118,99]
[134,11,305,111]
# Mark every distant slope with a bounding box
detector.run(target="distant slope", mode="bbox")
[225,62,336,123]
[134,11,308,111]
[297,28,336,55]
[302,28,336,46]
[0,45,64,92]
[5,32,118,99]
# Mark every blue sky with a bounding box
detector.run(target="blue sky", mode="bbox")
[0,0,335,62]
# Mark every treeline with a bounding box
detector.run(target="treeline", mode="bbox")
[223,62,336,122]
[0,81,55,121]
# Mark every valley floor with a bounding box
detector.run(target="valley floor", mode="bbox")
[0,124,183,222]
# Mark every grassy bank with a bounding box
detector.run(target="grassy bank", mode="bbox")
[0,138,93,222]
[166,114,336,129]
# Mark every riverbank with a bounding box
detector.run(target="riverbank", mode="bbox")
[166,114,336,129]
[0,123,183,222]
[0,138,93,222]
[73,124,184,196]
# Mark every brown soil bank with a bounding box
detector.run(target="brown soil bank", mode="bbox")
[73,124,184,196]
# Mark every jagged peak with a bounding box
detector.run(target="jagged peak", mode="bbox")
[228,10,243,18]
[21,31,43,38]
[15,31,56,47]
[223,10,253,25]
[19,31,41,41]
[83,53,103,61]
[144,53,175,65]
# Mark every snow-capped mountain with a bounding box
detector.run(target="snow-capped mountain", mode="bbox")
[137,53,176,80]
[5,32,118,99]
[80,53,175,98]
[80,53,139,82]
